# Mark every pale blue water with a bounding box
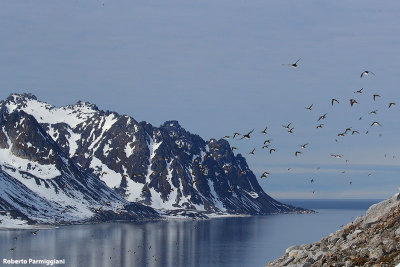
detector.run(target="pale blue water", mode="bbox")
[0,199,381,267]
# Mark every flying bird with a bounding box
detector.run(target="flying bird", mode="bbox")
[233,132,241,139]
[261,172,270,178]
[389,102,396,108]
[360,70,374,78]
[269,149,276,154]
[241,129,255,139]
[264,139,272,144]
[331,98,339,106]
[262,145,270,149]
[300,143,309,149]
[249,148,255,155]
[354,88,364,94]
[282,122,292,129]
[352,130,360,135]
[369,110,378,115]
[371,121,382,127]
[283,58,301,68]
[310,178,314,183]
[305,104,313,111]
[295,151,302,156]
[287,127,294,134]
[316,124,324,129]
[373,94,381,101]
[318,113,327,121]
[350,99,358,107]
[231,147,238,152]
[261,126,268,134]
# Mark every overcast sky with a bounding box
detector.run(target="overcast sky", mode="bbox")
[1,0,400,199]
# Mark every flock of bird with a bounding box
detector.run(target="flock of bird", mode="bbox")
[5,58,397,257]
[219,58,397,195]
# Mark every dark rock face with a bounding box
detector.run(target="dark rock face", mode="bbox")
[268,193,400,267]
[0,93,305,217]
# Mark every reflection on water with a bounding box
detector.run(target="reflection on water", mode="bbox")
[0,206,373,267]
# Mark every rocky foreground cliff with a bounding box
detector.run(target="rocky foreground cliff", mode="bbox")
[268,192,400,267]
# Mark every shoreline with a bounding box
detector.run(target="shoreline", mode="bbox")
[0,208,315,230]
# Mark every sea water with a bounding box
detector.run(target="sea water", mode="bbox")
[0,199,381,267]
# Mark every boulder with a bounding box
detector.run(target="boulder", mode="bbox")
[395,226,400,236]
[362,193,400,228]
[382,239,397,254]
[368,247,384,260]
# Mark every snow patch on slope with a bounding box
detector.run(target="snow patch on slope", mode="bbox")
[145,137,162,183]
[0,166,95,220]
[90,157,121,189]
[207,180,226,211]
[124,141,135,158]
[0,147,60,180]
[66,128,80,157]
[0,212,32,229]
[125,178,144,202]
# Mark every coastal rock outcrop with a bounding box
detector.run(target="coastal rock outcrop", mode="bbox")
[268,192,400,267]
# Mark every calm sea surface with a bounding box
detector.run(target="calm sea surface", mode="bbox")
[0,199,381,267]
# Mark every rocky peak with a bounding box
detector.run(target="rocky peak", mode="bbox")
[73,100,99,111]
[7,93,38,102]
[162,120,181,130]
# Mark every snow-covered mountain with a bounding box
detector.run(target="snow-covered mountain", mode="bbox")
[0,104,159,226]
[0,93,304,222]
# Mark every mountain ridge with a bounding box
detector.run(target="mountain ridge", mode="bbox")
[0,93,308,226]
